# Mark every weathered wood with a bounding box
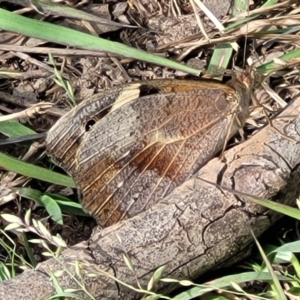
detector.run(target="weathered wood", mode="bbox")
[1,96,300,299]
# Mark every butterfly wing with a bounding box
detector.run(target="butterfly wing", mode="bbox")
[46,83,141,176]
[75,81,244,226]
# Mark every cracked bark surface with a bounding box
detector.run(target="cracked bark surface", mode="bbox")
[1,95,300,299]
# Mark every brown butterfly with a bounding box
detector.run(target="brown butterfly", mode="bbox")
[46,73,252,227]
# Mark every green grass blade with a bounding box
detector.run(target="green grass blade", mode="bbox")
[271,241,300,254]
[256,49,300,73]
[0,119,35,137]
[207,43,233,77]
[0,262,12,281]
[20,233,37,267]
[226,0,279,31]
[199,178,300,221]
[207,0,249,76]
[15,187,88,216]
[243,196,300,221]
[173,271,290,299]
[13,187,42,204]
[26,0,136,28]
[0,8,200,76]
[0,152,75,187]
[40,195,63,224]
[251,230,287,300]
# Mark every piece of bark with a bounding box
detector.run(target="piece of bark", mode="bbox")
[1,96,300,299]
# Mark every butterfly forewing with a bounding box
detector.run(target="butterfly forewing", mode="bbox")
[75,82,246,226]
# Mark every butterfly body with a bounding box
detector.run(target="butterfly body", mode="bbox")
[46,76,251,227]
